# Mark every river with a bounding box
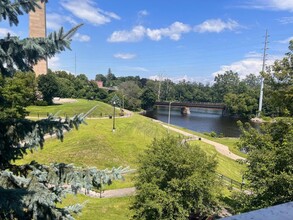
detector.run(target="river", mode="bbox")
[145,106,253,137]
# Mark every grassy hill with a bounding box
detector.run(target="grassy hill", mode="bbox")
[21,99,246,219]
[26,99,118,118]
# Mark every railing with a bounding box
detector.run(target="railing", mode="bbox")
[154,101,226,109]
[217,173,244,190]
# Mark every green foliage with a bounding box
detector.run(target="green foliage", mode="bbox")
[264,40,293,116]
[132,136,219,220]
[38,72,60,104]
[140,88,156,110]
[213,70,240,102]
[235,119,293,212]
[0,72,36,119]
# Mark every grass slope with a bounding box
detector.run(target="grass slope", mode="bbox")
[59,194,134,220]
[18,114,168,169]
[26,99,118,118]
[190,141,246,182]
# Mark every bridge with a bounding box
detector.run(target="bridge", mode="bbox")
[154,101,226,110]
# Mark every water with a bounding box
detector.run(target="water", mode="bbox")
[145,106,251,137]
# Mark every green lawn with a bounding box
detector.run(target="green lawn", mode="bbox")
[18,114,169,169]
[59,194,134,220]
[26,99,119,118]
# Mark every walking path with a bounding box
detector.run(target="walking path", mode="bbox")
[152,119,245,161]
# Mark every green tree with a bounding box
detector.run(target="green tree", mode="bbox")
[38,72,60,104]
[213,71,240,102]
[0,71,36,119]
[235,119,293,212]
[0,1,125,218]
[140,88,157,110]
[264,40,293,116]
[118,81,142,110]
[132,136,219,220]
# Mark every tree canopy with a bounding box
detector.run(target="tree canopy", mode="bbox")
[234,118,293,212]
[131,136,219,220]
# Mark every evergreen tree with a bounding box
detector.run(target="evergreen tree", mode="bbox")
[0,1,126,218]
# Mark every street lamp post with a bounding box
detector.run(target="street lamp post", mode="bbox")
[113,101,116,132]
[168,101,175,133]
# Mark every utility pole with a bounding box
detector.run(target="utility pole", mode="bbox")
[157,74,162,101]
[258,29,269,117]
[74,53,76,75]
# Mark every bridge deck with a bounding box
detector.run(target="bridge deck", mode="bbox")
[154,101,226,110]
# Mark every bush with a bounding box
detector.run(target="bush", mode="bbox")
[34,100,48,106]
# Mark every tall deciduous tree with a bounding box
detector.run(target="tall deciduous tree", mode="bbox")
[234,119,293,212]
[0,1,125,218]
[265,40,293,116]
[132,136,219,220]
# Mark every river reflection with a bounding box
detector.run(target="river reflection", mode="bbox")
[145,106,252,137]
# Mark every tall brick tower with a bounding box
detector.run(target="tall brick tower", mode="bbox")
[29,1,47,76]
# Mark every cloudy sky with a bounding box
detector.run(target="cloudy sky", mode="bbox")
[2,0,293,82]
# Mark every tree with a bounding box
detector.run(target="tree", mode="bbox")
[118,81,142,110]
[131,136,219,220]
[234,119,293,212]
[0,71,36,119]
[38,72,60,104]
[0,1,125,218]
[213,71,240,102]
[140,88,157,110]
[264,40,293,116]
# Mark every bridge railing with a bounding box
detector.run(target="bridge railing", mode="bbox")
[154,101,226,109]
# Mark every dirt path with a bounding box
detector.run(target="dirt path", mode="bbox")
[152,119,245,161]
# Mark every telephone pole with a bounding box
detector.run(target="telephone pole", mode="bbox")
[258,29,269,117]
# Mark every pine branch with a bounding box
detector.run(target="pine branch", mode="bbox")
[0,0,47,26]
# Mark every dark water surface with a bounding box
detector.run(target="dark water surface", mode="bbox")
[145,106,252,137]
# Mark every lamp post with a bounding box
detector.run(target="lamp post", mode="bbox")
[168,101,175,134]
[113,101,116,132]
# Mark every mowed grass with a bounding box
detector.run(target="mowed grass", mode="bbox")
[18,114,169,169]
[59,194,134,220]
[26,99,118,118]
[190,140,246,182]
[169,125,247,158]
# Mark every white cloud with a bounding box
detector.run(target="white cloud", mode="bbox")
[212,53,280,79]
[277,16,293,24]
[194,19,240,33]
[108,22,191,42]
[48,56,61,70]
[108,25,146,42]
[73,33,91,42]
[61,0,120,26]
[47,13,77,30]
[114,53,136,59]
[0,28,16,37]
[277,36,293,44]
[244,0,293,12]
[146,22,191,41]
[138,10,149,17]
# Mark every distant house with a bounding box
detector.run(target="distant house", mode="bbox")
[96,81,103,88]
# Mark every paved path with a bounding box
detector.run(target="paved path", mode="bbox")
[76,187,136,198]
[152,119,245,161]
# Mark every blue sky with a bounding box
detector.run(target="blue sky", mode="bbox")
[1,0,293,82]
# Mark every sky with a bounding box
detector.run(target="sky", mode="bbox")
[1,0,293,83]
